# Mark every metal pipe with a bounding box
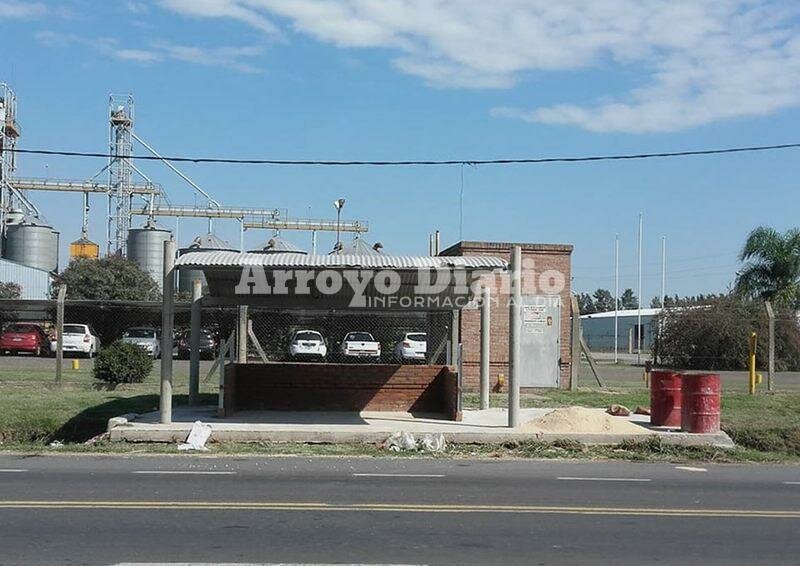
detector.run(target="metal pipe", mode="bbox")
[189,278,202,406]
[661,236,666,307]
[508,245,522,428]
[435,230,441,255]
[159,239,176,424]
[637,213,643,363]
[311,230,317,255]
[130,132,220,208]
[614,234,619,364]
[480,285,491,410]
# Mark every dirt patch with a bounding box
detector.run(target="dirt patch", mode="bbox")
[522,406,646,434]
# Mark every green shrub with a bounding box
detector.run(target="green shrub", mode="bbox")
[655,296,800,370]
[93,341,153,384]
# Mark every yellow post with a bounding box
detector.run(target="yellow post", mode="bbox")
[72,359,80,371]
[749,332,756,394]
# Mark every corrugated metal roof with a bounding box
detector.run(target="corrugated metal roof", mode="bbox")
[581,308,662,319]
[175,250,507,269]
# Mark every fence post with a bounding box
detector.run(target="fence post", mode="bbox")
[570,295,581,391]
[237,305,248,364]
[508,245,522,428]
[189,278,202,406]
[159,239,176,424]
[480,285,491,410]
[55,285,66,386]
[765,300,775,392]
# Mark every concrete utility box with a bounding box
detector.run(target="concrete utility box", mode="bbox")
[518,295,561,388]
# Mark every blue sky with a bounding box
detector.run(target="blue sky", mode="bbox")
[2,0,799,302]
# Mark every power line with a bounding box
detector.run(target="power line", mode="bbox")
[7,142,800,167]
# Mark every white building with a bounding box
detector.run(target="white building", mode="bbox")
[581,308,661,353]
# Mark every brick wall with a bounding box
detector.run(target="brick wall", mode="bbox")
[440,241,573,391]
[222,362,461,420]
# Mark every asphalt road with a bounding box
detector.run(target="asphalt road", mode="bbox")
[0,455,799,565]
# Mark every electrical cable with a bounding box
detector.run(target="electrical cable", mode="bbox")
[7,142,800,166]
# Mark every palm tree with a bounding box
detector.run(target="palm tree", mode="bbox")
[735,227,800,308]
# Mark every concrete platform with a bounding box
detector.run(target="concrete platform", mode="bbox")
[108,407,734,448]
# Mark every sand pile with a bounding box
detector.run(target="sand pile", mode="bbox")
[521,406,646,434]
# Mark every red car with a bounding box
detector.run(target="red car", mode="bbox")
[0,323,50,356]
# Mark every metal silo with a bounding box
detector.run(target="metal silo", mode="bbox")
[3,215,60,272]
[178,233,235,293]
[248,236,307,254]
[127,220,172,291]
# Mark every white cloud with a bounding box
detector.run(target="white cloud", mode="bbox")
[34,31,263,73]
[0,1,45,18]
[158,0,280,35]
[115,48,163,63]
[155,0,800,133]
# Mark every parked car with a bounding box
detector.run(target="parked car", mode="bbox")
[288,330,327,361]
[338,331,381,361]
[49,324,100,358]
[393,332,427,363]
[121,326,161,358]
[175,329,218,359]
[0,323,50,356]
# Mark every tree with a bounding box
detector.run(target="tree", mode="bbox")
[0,282,22,299]
[592,288,615,312]
[735,226,800,308]
[57,257,160,301]
[619,288,638,309]
[656,295,800,371]
[576,292,596,314]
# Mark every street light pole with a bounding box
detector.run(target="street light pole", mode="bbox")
[333,198,345,248]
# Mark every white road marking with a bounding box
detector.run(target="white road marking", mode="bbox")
[0,469,27,473]
[353,473,445,478]
[557,477,651,482]
[783,481,800,485]
[113,563,423,566]
[675,466,708,472]
[132,471,237,475]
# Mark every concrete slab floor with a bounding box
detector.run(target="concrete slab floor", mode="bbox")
[108,406,734,448]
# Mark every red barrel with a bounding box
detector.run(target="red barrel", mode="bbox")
[650,370,682,427]
[680,373,721,433]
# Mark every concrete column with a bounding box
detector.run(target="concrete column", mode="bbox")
[508,245,522,428]
[188,278,202,406]
[480,285,491,410]
[237,305,248,364]
[160,239,176,424]
[450,309,460,368]
[55,285,66,386]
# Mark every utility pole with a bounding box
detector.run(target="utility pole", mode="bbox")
[637,213,643,364]
[614,234,619,364]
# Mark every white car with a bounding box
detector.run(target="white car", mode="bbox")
[394,332,427,363]
[121,327,161,358]
[339,331,381,361]
[50,324,100,358]
[288,330,327,361]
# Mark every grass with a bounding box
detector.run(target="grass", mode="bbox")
[0,357,798,461]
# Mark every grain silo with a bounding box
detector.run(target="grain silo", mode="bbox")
[248,236,307,254]
[178,233,236,293]
[127,220,172,291]
[2,215,59,272]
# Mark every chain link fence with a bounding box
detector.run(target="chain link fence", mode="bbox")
[0,299,453,365]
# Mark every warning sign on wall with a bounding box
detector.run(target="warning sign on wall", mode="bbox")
[523,305,547,324]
